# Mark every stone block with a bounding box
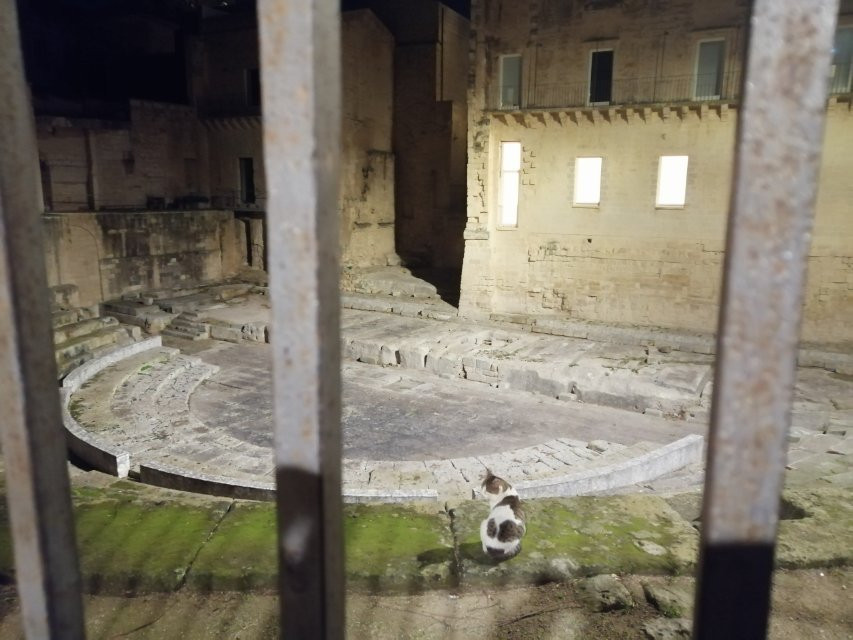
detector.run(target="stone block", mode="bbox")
[398,344,429,369]
[642,581,694,618]
[379,344,399,366]
[346,339,383,365]
[578,574,634,611]
[642,618,692,640]
[209,324,242,343]
[502,366,566,398]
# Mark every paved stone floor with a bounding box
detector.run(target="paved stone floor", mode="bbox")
[191,342,699,461]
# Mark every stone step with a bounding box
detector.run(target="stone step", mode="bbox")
[170,318,206,332]
[55,325,130,365]
[52,308,82,329]
[162,327,209,341]
[55,326,137,378]
[53,316,117,345]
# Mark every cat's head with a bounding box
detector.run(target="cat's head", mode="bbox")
[480,469,516,506]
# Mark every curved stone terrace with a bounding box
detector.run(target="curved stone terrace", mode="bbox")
[60,274,853,503]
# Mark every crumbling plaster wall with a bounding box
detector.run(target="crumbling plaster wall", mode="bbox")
[43,210,240,307]
[460,0,853,344]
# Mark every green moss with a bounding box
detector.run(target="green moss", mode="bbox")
[188,502,277,591]
[775,488,853,569]
[74,495,231,593]
[69,398,86,419]
[344,503,454,591]
[455,495,698,586]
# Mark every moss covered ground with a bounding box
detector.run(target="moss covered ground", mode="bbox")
[0,474,850,596]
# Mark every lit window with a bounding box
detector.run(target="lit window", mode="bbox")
[500,55,522,109]
[656,156,689,207]
[574,157,602,206]
[499,142,521,226]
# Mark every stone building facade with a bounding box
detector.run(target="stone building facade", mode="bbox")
[460,0,853,344]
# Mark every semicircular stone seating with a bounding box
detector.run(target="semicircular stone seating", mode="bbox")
[65,343,703,502]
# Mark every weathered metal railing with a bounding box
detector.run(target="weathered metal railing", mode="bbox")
[258,0,344,637]
[0,0,85,637]
[0,0,841,639]
[693,1,839,638]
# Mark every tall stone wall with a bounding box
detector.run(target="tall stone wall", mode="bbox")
[461,0,853,344]
[392,4,469,270]
[43,210,241,307]
[340,10,397,267]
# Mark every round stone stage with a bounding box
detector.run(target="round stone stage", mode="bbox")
[65,340,705,502]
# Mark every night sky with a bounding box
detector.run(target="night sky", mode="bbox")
[20,0,470,111]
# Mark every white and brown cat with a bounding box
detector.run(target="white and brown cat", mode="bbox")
[479,469,525,560]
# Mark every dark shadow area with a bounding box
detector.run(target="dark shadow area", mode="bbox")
[458,541,505,567]
[408,266,462,307]
[694,542,775,640]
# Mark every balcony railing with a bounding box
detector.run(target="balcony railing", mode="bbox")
[491,66,852,111]
[491,72,743,111]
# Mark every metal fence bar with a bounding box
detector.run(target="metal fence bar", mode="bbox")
[257,0,344,637]
[0,1,86,637]
[693,1,839,639]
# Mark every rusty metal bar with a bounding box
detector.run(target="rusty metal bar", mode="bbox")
[257,0,344,637]
[694,1,839,639]
[0,0,86,637]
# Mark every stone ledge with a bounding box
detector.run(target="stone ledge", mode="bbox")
[516,435,705,498]
[140,462,276,501]
[61,388,131,478]
[62,336,167,393]
[60,338,175,478]
[342,487,439,503]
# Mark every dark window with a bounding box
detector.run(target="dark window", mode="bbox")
[500,55,522,108]
[246,68,261,108]
[239,157,256,204]
[589,50,614,104]
[39,160,53,211]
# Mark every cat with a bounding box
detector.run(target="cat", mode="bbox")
[479,469,526,560]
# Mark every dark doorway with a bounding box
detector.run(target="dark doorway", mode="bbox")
[239,157,256,204]
[39,159,53,211]
[589,50,614,104]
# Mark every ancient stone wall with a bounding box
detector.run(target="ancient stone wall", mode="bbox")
[340,10,397,267]
[461,0,853,344]
[43,210,240,307]
[36,101,207,212]
[392,4,469,270]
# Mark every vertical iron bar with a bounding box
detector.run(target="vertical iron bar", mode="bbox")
[0,1,86,637]
[694,2,839,639]
[257,0,343,638]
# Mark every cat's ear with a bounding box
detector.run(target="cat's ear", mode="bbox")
[481,468,495,486]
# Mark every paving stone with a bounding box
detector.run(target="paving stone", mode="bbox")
[578,574,634,611]
[643,582,694,618]
[642,618,692,640]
